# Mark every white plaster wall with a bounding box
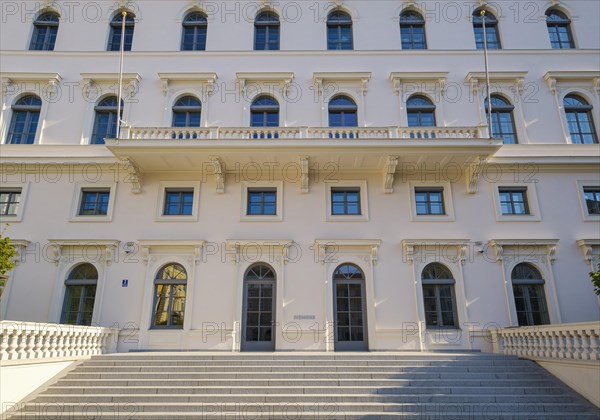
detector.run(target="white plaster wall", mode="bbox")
[0,361,74,414]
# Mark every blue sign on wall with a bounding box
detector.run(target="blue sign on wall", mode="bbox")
[122,279,129,287]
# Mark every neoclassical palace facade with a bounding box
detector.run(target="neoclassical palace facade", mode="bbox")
[0,0,598,352]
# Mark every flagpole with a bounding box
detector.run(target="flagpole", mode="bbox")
[481,10,493,139]
[116,10,127,141]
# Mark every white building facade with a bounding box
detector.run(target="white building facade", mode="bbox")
[0,0,599,352]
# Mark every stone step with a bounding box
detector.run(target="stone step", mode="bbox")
[19,401,596,414]
[80,359,532,367]
[32,393,580,404]
[11,410,600,419]
[41,385,568,395]
[51,378,558,387]
[64,371,547,380]
[91,354,519,361]
[75,365,540,373]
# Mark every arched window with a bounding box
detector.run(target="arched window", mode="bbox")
[546,9,574,49]
[243,263,276,349]
[400,11,426,50]
[472,9,500,49]
[60,264,98,326]
[511,263,550,326]
[250,96,279,127]
[407,95,436,127]
[108,11,135,51]
[327,11,353,50]
[91,96,123,145]
[6,95,42,144]
[333,264,367,348]
[486,95,518,144]
[30,12,59,50]
[563,95,598,144]
[421,263,458,328]
[254,11,280,50]
[153,263,187,328]
[328,95,358,128]
[181,12,207,51]
[172,96,202,127]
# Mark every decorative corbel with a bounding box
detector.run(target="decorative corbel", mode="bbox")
[403,243,415,265]
[238,79,246,96]
[210,157,225,194]
[469,78,479,96]
[547,245,557,265]
[361,78,369,96]
[120,157,142,194]
[514,78,525,95]
[10,241,30,267]
[161,79,169,96]
[487,242,503,264]
[383,155,399,194]
[594,77,600,94]
[47,78,58,96]
[333,0,343,7]
[127,79,139,97]
[459,245,468,265]
[50,244,63,266]
[438,78,447,97]
[282,242,291,264]
[104,244,117,265]
[316,242,326,264]
[314,77,323,99]
[299,156,309,193]
[194,244,203,265]
[141,246,150,265]
[371,244,379,265]
[391,78,401,96]
[466,157,487,194]
[545,76,557,94]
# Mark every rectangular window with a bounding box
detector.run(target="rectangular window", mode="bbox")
[247,188,277,216]
[163,189,194,216]
[0,189,22,216]
[79,189,110,216]
[584,187,600,215]
[331,187,361,215]
[415,188,445,215]
[499,188,530,215]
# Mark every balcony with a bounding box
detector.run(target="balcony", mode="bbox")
[106,125,500,194]
[122,126,484,141]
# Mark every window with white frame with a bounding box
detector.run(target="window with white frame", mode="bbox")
[0,183,28,222]
[511,263,550,326]
[241,181,282,221]
[576,181,600,221]
[493,183,541,222]
[421,263,459,329]
[71,183,116,222]
[325,181,368,222]
[409,181,454,222]
[6,95,42,145]
[152,263,187,329]
[60,263,98,326]
[156,182,200,222]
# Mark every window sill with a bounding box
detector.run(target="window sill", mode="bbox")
[240,215,282,222]
[412,215,455,222]
[69,216,112,223]
[325,215,369,222]
[495,214,541,222]
[155,215,198,222]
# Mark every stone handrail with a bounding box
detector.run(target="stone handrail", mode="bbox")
[307,127,392,139]
[490,322,600,361]
[0,321,118,362]
[120,126,484,141]
[218,127,302,139]
[397,127,481,139]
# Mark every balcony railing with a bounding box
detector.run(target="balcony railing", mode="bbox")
[0,321,118,361]
[490,322,600,361]
[120,126,486,141]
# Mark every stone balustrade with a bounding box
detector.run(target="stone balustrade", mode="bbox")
[0,321,118,361]
[490,322,600,361]
[122,126,484,141]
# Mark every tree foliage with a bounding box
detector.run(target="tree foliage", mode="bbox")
[591,263,600,296]
[0,226,16,292]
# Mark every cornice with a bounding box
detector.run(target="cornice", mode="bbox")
[0,72,62,84]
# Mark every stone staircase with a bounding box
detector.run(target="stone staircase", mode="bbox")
[7,352,600,419]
